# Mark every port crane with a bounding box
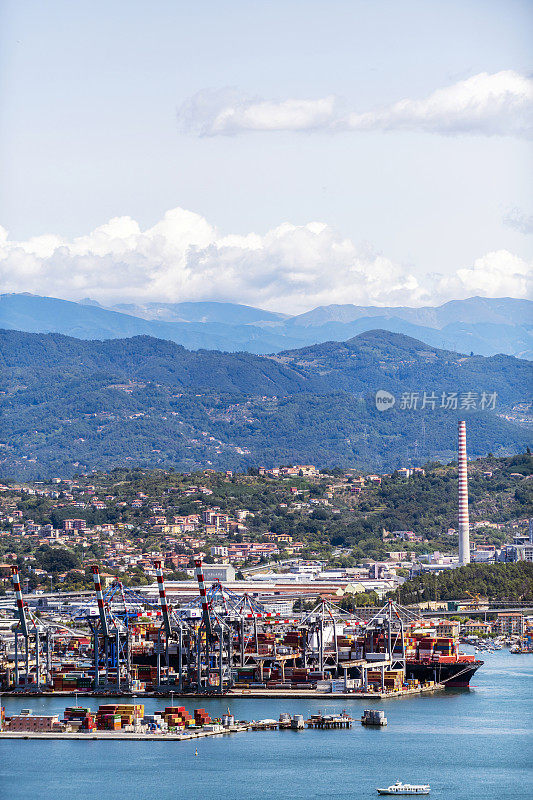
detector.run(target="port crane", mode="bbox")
[86,565,131,691]
[189,559,233,692]
[465,591,482,609]
[11,565,53,691]
[5,561,434,695]
[152,558,191,692]
[300,598,362,672]
[151,560,270,693]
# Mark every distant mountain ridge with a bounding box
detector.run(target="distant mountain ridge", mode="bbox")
[286,297,532,328]
[0,293,531,359]
[107,300,288,325]
[0,327,530,480]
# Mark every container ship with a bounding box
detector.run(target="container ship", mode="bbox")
[405,656,483,687]
[341,608,483,690]
[403,624,483,687]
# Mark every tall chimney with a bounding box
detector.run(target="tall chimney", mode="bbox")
[458,420,470,565]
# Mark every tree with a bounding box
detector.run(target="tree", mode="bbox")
[36,546,80,573]
[339,591,379,609]
[390,563,533,604]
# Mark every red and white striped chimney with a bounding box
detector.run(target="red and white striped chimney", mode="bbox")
[458,420,470,565]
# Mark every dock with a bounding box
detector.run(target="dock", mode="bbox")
[0,726,250,741]
[225,682,444,699]
[0,683,444,700]
[306,713,353,729]
[250,720,280,731]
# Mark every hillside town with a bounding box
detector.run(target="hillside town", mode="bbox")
[1,455,531,612]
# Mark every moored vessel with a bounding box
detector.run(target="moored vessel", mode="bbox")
[405,656,483,688]
[362,709,387,726]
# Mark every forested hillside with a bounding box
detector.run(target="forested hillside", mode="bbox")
[0,328,530,480]
[394,562,533,603]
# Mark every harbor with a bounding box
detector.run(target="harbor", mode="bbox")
[0,562,483,698]
[0,701,357,737]
[0,649,531,800]
[0,702,361,737]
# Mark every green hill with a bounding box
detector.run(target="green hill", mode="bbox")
[0,328,530,479]
[393,562,533,604]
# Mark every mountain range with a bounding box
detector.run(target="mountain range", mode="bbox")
[0,328,530,480]
[1,293,531,359]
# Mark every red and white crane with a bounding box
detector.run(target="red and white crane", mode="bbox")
[153,559,172,640]
[91,564,110,638]
[11,565,30,639]
[11,565,51,690]
[194,558,213,639]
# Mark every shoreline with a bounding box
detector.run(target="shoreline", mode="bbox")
[1,684,443,700]
[0,726,250,741]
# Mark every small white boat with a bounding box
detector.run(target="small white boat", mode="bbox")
[377,781,430,795]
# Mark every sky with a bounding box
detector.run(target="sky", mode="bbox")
[0,0,531,313]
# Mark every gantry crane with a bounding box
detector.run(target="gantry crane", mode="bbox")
[191,559,233,692]
[153,558,189,691]
[11,566,53,691]
[86,565,131,691]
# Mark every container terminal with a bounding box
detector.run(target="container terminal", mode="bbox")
[0,559,482,697]
[0,704,357,739]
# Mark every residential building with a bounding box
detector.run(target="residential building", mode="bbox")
[461,620,493,636]
[435,620,460,638]
[492,613,525,636]
[210,546,228,557]
[63,519,86,531]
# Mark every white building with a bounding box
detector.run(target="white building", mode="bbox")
[201,564,236,582]
[210,546,228,557]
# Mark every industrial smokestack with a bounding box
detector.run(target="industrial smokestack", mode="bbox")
[458,420,470,565]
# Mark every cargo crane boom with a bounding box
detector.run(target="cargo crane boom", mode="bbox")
[195,559,213,639]
[465,591,482,609]
[153,559,172,639]
[11,566,30,638]
[91,564,109,638]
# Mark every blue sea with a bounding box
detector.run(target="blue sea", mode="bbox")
[0,649,531,800]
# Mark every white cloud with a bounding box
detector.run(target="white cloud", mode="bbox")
[344,71,533,136]
[503,207,533,234]
[436,250,532,300]
[0,208,531,313]
[177,88,340,136]
[177,71,533,138]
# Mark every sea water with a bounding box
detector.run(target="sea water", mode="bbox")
[0,649,531,799]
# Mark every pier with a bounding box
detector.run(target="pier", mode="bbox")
[1,681,444,700]
[306,713,353,729]
[226,681,444,699]
[0,726,249,741]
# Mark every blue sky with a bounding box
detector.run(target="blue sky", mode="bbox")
[0,0,531,312]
